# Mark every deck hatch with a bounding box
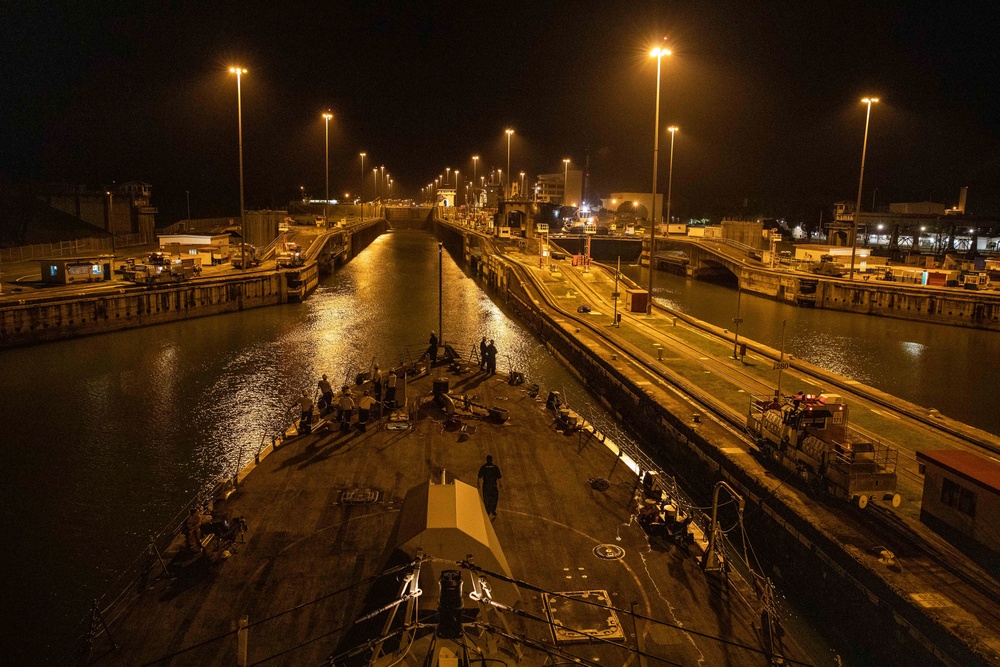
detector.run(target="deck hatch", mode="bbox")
[542,589,625,643]
[593,544,625,560]
[341,488,380,504]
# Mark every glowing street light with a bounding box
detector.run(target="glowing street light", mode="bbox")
[562,159,571,204]
[323,111,333,226]
[849,97,879,280]
[520,171,525,198]
[505,129,514,197]
[647,43,671,311]
[472,155,480,211]
[665,126,678,228]
[228,66,248,270]
[359,152,367,203]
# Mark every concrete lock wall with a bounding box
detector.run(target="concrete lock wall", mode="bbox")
[0,274,286,347]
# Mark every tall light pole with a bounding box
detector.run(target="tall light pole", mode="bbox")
[562,159,570,204]
[849,97,879,280]
[373,168,378,198]
[445,167,451,191]
[647,44,670,311]
[380,166,385,200]
[505,129,514,197]
[359,152,366,215]
[323,111,333,226]
[666,126,678,228]
[472,156,479,210]
[520,171,525,199]
[185,190,191,222]
[106,190,116,256]
[229,66,248,270]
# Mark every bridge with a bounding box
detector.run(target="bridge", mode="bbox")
[653,236,765,280]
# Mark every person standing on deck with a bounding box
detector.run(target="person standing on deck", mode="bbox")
[479,337,488,371]
[372,364,383,403]
[477,454,502,520]
[297,390,313,423]
[318,374,333,414]
[485,339,498,375]
[357,390,375,432]
[425,331,439,365]
[385,370,398,408]
[338,388,355,431]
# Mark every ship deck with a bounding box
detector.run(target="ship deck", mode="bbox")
[91,367,818,666]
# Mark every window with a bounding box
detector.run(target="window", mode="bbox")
[940,477,976,517]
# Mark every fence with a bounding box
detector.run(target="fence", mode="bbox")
[0,233,147,263]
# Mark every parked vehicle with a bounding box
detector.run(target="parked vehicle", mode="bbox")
[121,253,202,285]
[275,242,304,268]
[231,244,259,269]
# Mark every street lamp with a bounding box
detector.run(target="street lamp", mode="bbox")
[505,129,514,197]
[666,126,678,228]
[562,159,570,204]
[323,111,333,226]
[106,190,115,256]
[373,168,378,198]
[849,97,879,280]
[472,156,479,210]
[229,65,248,270]
[359,152,366,209]
[647,43,671,311]
[520,171,525,198]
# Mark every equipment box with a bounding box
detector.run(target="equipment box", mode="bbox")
[625,289,648,313]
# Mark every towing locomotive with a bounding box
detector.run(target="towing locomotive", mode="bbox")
[746,393,901,508]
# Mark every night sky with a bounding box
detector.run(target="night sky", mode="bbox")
[3,1,999,223]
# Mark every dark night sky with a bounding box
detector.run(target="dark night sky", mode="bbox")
[2,0,999,223]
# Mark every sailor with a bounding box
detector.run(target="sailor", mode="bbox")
[477,454,503,520]
[385,370,398,408]
[338,388,355,431]
[479,337,488,371]
[485,339,497,375]
[372,364,383,403]
[185,507,203,551]
[317,374,333,413]
[357,390,375,432]
[427,331,439,365]
[297,390,313,424]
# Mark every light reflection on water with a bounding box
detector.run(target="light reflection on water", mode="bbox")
[0,230,580,661]
[624,264,1000,435]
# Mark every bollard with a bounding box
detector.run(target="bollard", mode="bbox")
[657,348,664,361]
[237,615,248,666]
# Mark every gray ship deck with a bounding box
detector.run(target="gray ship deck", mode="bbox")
[91,368,816,666]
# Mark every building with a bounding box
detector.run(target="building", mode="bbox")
[917,450,1000,554]
[35,181,157,245]
[158,233,233,265]
[600,193,664,222]
[39,256,111,284]
[534,170,583,206]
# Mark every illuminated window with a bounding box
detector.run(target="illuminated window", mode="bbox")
[940,478,976,517]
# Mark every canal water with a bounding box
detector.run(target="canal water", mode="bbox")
[622,264,1000,437]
